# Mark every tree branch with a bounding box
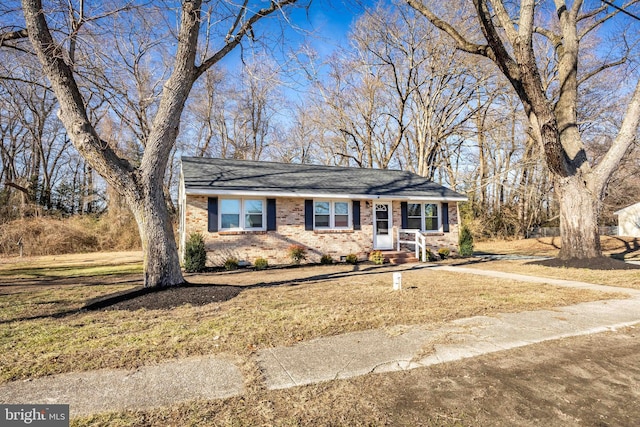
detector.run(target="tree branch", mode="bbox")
[472,0,523,94]
[405,0,490,56]
[0,29,28,43]
[593,79,640,194]
[4,181,30,195]
[490,0,518,43]
[578,57,627,86]
[21,0,136,194]
[195,0,299,80]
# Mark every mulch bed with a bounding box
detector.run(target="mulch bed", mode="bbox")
[528,256,640,270]
[83,284,242,311]
[82,257,639,312]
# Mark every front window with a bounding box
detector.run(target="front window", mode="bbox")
[334,202,349,227]
[424,203,439,231]
[406,202,440,232]
[314,201,331,228]
[220,198,265,230]
[407,203,422,229]
[221,199,240,229]
[314,200,351,229]
[244,199,264,229]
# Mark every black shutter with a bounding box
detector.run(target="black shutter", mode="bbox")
[267,198,277,231]
[442,202,450,232]
[401,202,408,229]
[304,199,314,231]
[208,197,218,232]
[352,200,361,230]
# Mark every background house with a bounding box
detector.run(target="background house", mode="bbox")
[615,203,640,237]
[179,157,467,265]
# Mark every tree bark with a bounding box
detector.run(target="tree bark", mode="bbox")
[128,181,184,287]
[556,175,601,259]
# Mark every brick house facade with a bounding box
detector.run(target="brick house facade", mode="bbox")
[179,157,467,266]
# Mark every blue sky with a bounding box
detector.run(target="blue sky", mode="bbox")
[217,0,375,65]
[300,0,371,55]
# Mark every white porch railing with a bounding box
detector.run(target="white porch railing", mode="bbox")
[396,228,426,261]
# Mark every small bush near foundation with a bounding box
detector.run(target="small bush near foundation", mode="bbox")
[438,247,451,260]
[288,245,307,265]
[424,248,438,262]
[224,256,239,271]
[368,250,385,265]
[184,233,207,273]
[320,254,333,265]
[459,224,474,257]
[345,253,358,264]
[254,257,269,270]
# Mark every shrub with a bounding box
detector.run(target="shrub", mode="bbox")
[345,253,358,264]
[288,244,307,265]
[224,256,239,271]
[254,257,269,270]
[438,247,451,260]
[368,250,385,265]
[184,232,207,273]
[425,248,438,262]
[459,224,474,257]
[320,254,334,265]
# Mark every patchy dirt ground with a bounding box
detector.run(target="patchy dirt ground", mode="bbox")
[75,328,640,426]
[373,328,640,427]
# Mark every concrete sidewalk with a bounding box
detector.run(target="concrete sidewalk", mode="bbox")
[2,266,640,417]
[0,356,244,416]
[257,267,640,389]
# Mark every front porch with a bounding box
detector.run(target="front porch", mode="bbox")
[378,250,420,264]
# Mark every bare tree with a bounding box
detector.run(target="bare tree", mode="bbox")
[18,0,302,287]
[407,0,640,259]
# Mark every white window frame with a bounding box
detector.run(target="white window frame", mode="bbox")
[407,203,423,230]
[313,200,352,230]
[407,202,441,232]
[219,198,266,231]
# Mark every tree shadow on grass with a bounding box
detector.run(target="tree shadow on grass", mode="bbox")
[608,237,640,260]
[82,263,404,312]
[83,283,244,311]
[1,263,426,322]
[527,256,640,270]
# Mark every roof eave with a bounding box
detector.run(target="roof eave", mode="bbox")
[183,188,468,202]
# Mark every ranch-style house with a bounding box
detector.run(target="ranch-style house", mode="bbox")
[178,157,468,266]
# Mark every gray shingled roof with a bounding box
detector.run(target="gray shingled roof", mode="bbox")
[181,157,467,201]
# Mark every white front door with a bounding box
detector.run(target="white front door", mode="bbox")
[373,202,393,249]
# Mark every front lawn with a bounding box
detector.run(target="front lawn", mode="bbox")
[0,262,621,384]
[468,259,640,289]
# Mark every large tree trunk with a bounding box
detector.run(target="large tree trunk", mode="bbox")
[129,181,184,287]
[408,0,640,261]
[555,175,601,260]
[22,0,299,287]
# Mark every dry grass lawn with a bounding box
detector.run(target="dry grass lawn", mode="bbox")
[472,236,640,288]
[0,251,143,278]
[468,259,640,289]
[475,235,640,259]
[0,262,621,384]
[1,249,634,426]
